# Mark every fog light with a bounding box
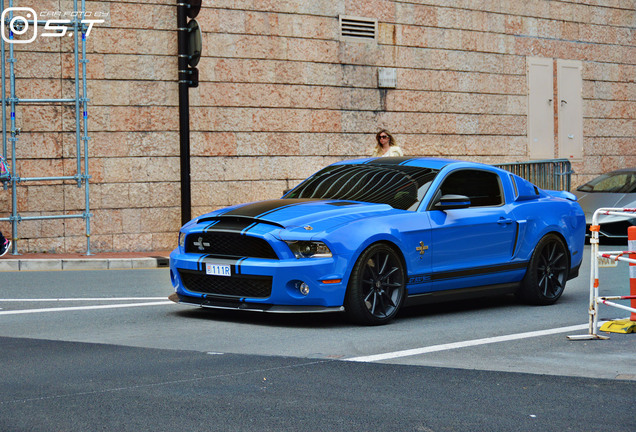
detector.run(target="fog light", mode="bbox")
[297,282,310,296]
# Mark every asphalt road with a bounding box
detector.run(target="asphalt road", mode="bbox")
[1,245,635,431]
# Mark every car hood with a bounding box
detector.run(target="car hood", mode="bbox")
[572,191,636,223]
[193,198,399,234]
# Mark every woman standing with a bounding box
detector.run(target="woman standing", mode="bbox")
[0,231,10,257]
[0,156,9,256]
[371,129,404,157]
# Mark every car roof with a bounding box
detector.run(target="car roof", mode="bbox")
[604,168,636,174]
[333,157,474,171]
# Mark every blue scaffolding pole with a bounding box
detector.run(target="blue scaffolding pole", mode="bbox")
[1,0,93,255]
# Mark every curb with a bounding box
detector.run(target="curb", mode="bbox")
[0,256,170,272]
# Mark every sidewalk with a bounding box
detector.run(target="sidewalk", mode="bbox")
[0,251,172,272]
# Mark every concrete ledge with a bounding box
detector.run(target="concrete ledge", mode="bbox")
[20,259,63,271]
[132,258,161,269]
[0,255,170,271]
[0,260,19,271]
[107,258,134,269]
[62,259,109,271]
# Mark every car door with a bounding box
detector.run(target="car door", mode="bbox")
[427,169,519,292]
[395,212,434,295]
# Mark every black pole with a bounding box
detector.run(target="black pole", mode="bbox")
[177,2,191,225]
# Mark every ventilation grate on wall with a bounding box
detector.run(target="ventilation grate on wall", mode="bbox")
[339,16,377,41]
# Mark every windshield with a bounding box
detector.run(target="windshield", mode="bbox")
[286,164,439,211]
[577,171,636,193]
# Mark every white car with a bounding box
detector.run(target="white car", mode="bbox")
[573,168,636,239]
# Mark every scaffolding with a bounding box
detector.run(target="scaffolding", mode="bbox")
[1,0,92,254]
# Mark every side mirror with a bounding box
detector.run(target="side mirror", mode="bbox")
[434,194,471,210]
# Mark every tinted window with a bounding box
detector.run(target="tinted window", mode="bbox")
[577,171,636,193]
[286,164,439,211]
[438,170,503,207]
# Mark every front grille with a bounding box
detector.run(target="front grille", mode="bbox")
[179,269,272,298]
[185,232,278,259]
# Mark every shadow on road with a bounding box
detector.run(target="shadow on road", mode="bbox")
[169,294,522,328]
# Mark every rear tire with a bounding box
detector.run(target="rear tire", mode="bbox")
[518,233,569,305]
[344,244,406,325]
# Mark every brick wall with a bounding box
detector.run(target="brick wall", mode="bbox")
[1,0,634,253]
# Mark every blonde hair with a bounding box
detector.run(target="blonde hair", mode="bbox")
[372,129,396,157]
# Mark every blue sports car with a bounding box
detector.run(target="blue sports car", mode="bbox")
[169,157,585,325]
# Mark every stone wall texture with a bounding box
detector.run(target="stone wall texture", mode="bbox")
[1,0,634,253]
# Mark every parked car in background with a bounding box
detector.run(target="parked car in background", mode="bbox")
[169,157,586,325]
[573,168,636,240]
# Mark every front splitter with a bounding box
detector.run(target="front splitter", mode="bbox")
[169,292,344,314]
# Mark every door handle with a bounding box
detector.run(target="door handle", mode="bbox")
[497,218,514,225]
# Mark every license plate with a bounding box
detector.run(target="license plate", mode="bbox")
[206,263,231,277]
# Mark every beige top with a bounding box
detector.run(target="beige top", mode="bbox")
[372,145,404,157]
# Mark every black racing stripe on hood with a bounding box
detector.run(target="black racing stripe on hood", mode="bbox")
[219,199,321,219]
[326,201,357,206]
[203,220,220,232]
[204,218,254,233]
[198,216,285,230]
[366,157,418,166]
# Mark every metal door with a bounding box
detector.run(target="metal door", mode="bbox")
[557,59,583,160]
[527,57,555,159]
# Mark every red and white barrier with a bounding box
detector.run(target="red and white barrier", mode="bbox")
[630,227,636,322]
[568,208,636,340]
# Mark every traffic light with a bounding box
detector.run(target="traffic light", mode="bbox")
[185,18,201,87]
[178,0,202,87]
[177,0,202,224]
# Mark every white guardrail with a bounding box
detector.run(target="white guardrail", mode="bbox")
[568,207,636,340]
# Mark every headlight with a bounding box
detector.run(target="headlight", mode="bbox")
[178,232,185,249]
[285,241,332,259]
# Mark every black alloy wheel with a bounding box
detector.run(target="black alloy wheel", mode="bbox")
[518,233,569,305]
[345,243,406,325]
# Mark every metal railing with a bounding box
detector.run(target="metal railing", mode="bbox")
[568,208,636,340]
[494,159,573,191]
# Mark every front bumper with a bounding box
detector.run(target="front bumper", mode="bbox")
[169,249,351,310]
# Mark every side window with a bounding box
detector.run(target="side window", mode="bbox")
[439,170,503,207]
[510,174,518,198]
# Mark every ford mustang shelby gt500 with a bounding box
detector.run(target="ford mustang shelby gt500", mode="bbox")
[169,157,585,325]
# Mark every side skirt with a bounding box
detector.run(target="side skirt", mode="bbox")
[404,282,520,307]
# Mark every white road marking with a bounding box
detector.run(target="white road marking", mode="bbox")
[345,323,591,362]
[0,301,173,315]
[0,297,168,302]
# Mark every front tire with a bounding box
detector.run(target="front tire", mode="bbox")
[344,243,406,325]
[518,233,569,305]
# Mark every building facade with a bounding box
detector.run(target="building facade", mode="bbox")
[1,0,634,253]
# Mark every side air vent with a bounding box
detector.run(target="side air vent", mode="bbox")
[339,16,377,41]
